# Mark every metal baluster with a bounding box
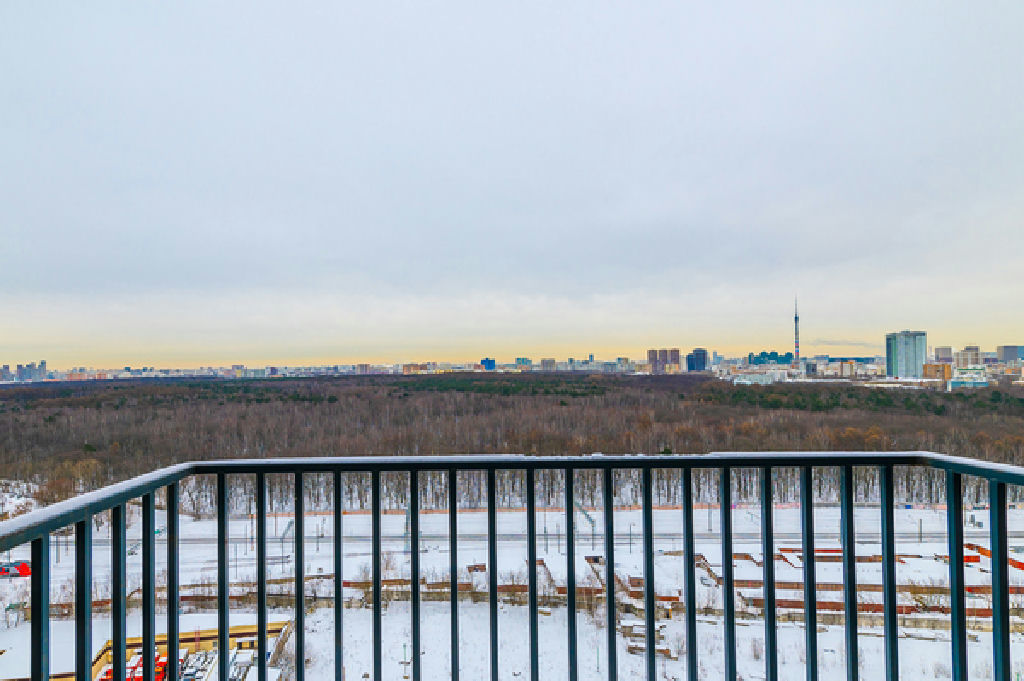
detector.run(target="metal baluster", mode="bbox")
[761,467,777,681]
[449,468,460,681]
[603,467,617,681]
[840,466,858,681]
[218,473,229,681]
[567,468,578,681]
[334,470,344,681]
[372,470,382,681]
[990,479,1010,681]
[412,471,422,681]
[801,466,817,681]
[257,472,268,681]
[488,468,500,681]
[946,471,966,681]
[527,468,539,681]
[75,516,92,681]
[681,468,697,681]
[143,493,156,681]
[642,467,656,681]
[31,534,50,681]
[112,504,126,681]
[880,466,898,681]
[722,467,736,681]
[167,483,180,681]
[295,473,305,681]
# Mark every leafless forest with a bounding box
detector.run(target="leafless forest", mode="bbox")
[2,373,1023,510]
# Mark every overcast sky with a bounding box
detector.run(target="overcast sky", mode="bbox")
[2,3,1023,367]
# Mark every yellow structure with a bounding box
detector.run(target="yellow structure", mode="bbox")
[89,622,289,681]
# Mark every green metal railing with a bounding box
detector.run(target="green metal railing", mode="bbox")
[0,451,1018,681]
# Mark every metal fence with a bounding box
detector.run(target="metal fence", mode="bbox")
[1,451,1021,681]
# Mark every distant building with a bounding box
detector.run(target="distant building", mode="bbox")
[997,346,1021,363]
[669,348,680,366]
[480,358,496,371]
[954,346,981,369]
[515,357,532,367]
[950,367,989,390]
[885,331,927,378]
[540,358,557,371]
[686,348,709,372]
[934,347,953,363]
[923,363,953,381]
[747,351,794,366]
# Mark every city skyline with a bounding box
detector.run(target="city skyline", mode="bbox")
[3,3,1023,367]
[0,304,1019,370]
[3,333,1021,375]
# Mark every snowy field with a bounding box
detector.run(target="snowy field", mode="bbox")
[3,501,1024,679]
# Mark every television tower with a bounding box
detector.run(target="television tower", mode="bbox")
[794,297,800,362]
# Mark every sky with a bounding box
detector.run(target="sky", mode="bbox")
[2,3,1023,368]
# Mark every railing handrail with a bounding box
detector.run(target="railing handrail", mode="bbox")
[7,449,1024,552]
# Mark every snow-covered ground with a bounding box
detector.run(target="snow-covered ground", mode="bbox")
[2,502,1024,679]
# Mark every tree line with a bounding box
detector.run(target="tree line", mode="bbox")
[2,373,1023,511]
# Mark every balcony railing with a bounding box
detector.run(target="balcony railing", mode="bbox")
[0,451,1020,681]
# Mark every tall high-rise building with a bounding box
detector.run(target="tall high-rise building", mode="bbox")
[794,297,800,362]
[686,348,709,372]
[885,331,927,378]
[668,348,681,366]
[934,347,953,363]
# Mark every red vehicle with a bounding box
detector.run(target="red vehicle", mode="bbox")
[0,561,31,578]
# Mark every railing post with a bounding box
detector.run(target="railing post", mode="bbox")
[75,516,92,681]
[840,466,858,681]
[334,470,344,681]
[487,468,500,681]
[800,466,817,681]
[112,504,126,681]
[257,472,268,681]
[166,482,180,681]
[527,468,539,681]
[760,467,777,681]
[880,466,898,681]
[217,473,229,681]
[721,466,736,681]
[411,471,422,681]
[295,472,305,681]
[372,470,382,681]
[990,479,1010,681]
[143,492,156,681]
[946,471,966,681]
[31,534,49,681]
[566,467,578,681]
[449,468,460,681]
[603,467,617,681]
[642,467,656,681]
[681,467,697,681]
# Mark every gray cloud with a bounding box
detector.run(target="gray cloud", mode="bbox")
[1,2,1023,363]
